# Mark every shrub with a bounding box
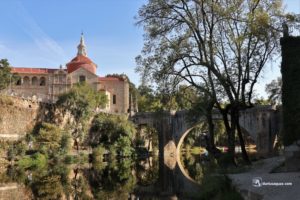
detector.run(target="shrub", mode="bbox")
[17,152,47,169]
[60,132,72,153]
[92,145,106,163]
[63,155,74,164]
[34,122,62,155]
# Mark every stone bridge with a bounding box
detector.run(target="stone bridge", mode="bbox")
[131,105,280,183]
[131,105,280,159]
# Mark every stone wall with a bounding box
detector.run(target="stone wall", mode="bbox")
[0,96,40,140]
[11,74,49,101]
[99,79,129,113]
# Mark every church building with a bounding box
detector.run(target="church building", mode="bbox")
[10,34,130,114]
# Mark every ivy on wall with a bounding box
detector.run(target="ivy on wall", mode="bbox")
[281,36,300,145]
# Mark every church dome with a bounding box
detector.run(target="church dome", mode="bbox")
[66,34,97,74]
[66,55,97,74]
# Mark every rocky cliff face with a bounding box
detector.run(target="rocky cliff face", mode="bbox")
[0,183,33,200]
[0,96,41,140]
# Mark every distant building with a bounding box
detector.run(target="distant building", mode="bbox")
[10,34,130,114]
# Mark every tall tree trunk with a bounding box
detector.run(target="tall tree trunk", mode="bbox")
[221,110,236,165]
[207,112,215,151]
[235,113,251,165]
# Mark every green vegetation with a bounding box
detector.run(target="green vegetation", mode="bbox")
[136,0,284,164]
[57,83,107,122]
[265,77,282,105]
[56,82,108,150]
[136,125,159,154]
[88,158,137,200]
[17,152,47,169]
[92,145,105,165]
[137,85,198,112]
[34,123,63,155]
[89,113,136,158]
[0,59,19,90]
[10,122,71,170]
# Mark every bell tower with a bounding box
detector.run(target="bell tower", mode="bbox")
[77,33,87,56]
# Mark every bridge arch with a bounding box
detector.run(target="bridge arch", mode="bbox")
[175,121,255,183]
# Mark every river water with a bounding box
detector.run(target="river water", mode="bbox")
[0,152,211,200]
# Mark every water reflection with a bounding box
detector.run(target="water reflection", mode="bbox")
[0,153,206,200]
[0,156,160,200]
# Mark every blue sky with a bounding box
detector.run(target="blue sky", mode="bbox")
[0,0,298,96]
[0,0,146,84]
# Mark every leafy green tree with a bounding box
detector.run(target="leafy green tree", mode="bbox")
[92,145,106,166]
[137,85,163,112]
[35,122,62,155]
[60,131,72,153]
[17,152,47,169]
[253,97,272,105]
[89,113,136,157]
[265,77,282,105]
[116,136,135,157]
[175,85,198,110]
[88,159,136,199]
[57,83,107,121]
[56,83,108,150]
[71,176,92,200]
[136,0,284,164]
[0,59,18,90]
[31,174,64,200]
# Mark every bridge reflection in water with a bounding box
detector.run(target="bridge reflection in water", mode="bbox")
[132,141,201,199]
[130,106,280,199]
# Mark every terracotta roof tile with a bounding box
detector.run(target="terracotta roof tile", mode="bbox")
[12,67,59,74]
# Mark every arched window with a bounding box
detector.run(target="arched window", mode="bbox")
[79,75,86,83]
[32,77,38,85]
[23,76,30,85]
[16,78,21,86]
[40,77,46,86]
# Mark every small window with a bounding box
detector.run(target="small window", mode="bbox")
[113,94,116,104]
[79,75,86,83]
[16,79,21,86]
[40,77,46,86]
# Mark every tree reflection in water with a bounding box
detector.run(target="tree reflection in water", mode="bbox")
[0,156,159,200]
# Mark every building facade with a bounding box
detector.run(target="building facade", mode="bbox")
[10,34,130,114]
